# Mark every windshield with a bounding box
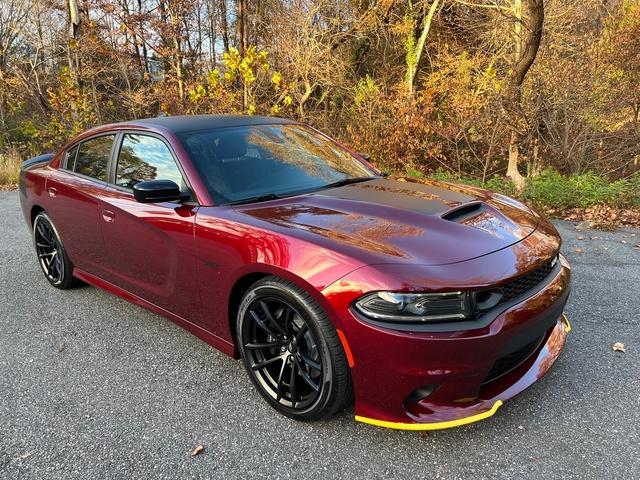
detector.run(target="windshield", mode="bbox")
[177,124,376,204]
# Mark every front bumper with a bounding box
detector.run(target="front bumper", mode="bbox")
[355,314,570,430]
[323,252,571,430]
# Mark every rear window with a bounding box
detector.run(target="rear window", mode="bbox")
[72,135,114,181]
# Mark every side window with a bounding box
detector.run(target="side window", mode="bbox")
[74,135,114,181]
[63,144,79,170]
[116,134,184,189]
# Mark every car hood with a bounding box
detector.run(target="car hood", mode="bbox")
[235,178,540,265]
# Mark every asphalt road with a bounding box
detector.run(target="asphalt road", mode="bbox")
[0,190,638,480]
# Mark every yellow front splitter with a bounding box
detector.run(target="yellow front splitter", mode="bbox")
[355,400,503,431]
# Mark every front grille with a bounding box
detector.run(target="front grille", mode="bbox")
[498,258,556,306]
[483,335,544,384]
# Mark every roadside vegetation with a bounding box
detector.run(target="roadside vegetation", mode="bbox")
[0,149,21,189]
[0,0,639,224]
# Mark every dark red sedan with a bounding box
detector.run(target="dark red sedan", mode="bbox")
[19,115,571,430]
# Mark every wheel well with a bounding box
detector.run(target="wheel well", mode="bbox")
[31,205,44,225]
[228,272,270,347]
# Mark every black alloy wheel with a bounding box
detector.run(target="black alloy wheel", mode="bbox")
[33,212,77,289]
[237,277,352,420]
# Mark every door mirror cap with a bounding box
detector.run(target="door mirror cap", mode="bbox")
[133,179,188,203]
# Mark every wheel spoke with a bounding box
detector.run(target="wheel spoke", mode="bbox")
[299,353,321,371]
[36,242,52,249]
[53,255,62,277]
[275,357,288,401]
[38,252,55,258]
[297,359,320,392]
[260,301,285,335]
[250,310,277,337]
[295,324,308,343]
[289,361,297,407]
[283,307,294,334]
[251,355,283,371]
[35,222,47,239]
[244,341,279,350]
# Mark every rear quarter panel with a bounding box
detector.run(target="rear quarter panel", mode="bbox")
[19,158,57,227]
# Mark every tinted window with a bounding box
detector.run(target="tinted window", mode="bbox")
[116,134,184,189]
[177,125,374,204]
[64,144,79,170]
[74,135,114,181]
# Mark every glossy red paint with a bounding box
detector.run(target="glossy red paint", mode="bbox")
[19,115,571,428]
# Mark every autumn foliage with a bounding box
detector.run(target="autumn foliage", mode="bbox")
[0,0,639,207]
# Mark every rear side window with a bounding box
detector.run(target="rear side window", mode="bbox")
[64,144,79,170]
[73,135,114,181]
[115,134,184,189]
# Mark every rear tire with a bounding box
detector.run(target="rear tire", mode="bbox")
[33,212,78,289]
[236,276,353,421]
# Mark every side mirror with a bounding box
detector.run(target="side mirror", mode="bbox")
[357,152,371,162]
[133,179,188,203]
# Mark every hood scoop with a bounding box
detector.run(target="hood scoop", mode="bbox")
[442,201,530,241]
[441,202,485,223]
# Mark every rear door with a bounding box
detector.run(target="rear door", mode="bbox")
[99,132,200,321]
[45,134,115,276]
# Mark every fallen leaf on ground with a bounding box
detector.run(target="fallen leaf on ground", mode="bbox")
[56,343,65,353]
[577,236,585,240]
[19,452,31,460]
[622,240,628,244]
[612,342,626,353]
[574,247,583,253]
[191,445,204,457]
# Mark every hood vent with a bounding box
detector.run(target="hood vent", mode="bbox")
[441,202,485,223]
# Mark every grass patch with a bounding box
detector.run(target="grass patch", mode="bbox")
[0,149,21,186]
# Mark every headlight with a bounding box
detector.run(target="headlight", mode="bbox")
[354,291,473,323]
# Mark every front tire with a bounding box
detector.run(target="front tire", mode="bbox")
[236,276,353,421]
[33,212,77,289]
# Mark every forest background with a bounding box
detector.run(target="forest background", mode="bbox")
[1,0,639,225]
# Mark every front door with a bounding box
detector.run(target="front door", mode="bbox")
[99,132,199,321]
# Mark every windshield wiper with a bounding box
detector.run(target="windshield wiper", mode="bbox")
[228,193,282,205]
[320,176,378,190]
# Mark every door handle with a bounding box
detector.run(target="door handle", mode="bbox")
[102,209,116,223]
[47,187,57,198]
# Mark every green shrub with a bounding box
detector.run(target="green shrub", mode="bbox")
[523,169,640,209]
[427,169,517,197]
[420,168,639,210]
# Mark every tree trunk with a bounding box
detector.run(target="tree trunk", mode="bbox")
[504,0,544,190]
[220,0,229,52]
[208,1,217,66]
[406,0,440,97]
[507,131,525,189]
[137,0,149,74]
[236,0,248,54]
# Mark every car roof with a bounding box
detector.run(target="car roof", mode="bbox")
[119,114,297,133]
